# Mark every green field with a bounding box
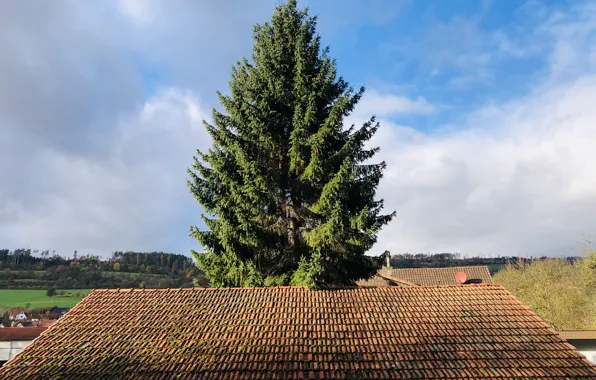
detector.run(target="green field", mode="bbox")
[0,289,91,308]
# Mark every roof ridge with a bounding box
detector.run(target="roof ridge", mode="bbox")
[391,265,490,270]
[92,286,311,293]
[91,283,502,293]
[557,329,596,332]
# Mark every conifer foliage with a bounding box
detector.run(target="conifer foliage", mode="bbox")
[188,0,394,288]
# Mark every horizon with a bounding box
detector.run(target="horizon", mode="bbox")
[2,0,596,257]
[0,247,584,261]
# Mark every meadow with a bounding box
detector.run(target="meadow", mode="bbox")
[0,289,91,308]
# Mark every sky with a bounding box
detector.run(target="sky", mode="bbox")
[2,0,596,258]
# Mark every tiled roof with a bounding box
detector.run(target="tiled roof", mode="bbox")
[0,327,47,341]
[559,331,596,340]
[9,308,28,317]
[2,285,596,379]
[14,321,34,327]
[37,320,56,328]
[357,265,493,287]
[376,273,419,287]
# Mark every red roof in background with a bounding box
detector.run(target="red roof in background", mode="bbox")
[1,285,595,379]
[358,265,493,286]
[36,320,56,328]
[0,327,47,341]
[559,331,596,340]
[9,308,28,317]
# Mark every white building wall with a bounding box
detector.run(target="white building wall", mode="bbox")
[568,339,596,364]
[0,340,33,362]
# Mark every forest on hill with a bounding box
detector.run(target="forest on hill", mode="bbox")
[0,249,207,289]
[1,248,584,290]
[389,252,581,274]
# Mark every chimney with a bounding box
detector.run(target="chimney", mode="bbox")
[384,250,391,268]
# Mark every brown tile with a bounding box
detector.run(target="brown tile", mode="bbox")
[1,285,595,379]
[357,265,493,286]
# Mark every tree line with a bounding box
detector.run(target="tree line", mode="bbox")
[494,244,596,330]
[0,249,205,289]
[389,252,582,274]
[0,249,195,275]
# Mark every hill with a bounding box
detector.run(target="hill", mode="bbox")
[388,252,581,275]
[0,249,207,289]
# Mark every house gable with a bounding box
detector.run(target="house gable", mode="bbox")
[8,309,29,321]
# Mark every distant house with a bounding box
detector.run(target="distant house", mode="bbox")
[13,322,34,328]
[1,286,595,378]
[36,320,55,328]
[8,309,28,321]
[357,265,493,286]
[0,327,47,367]
[559,331,596,364]
[50,307,70,316]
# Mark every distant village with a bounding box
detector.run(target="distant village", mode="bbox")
[0,306,70,364]
[1,306,70,329]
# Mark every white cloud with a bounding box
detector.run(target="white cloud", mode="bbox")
[0,90,211,255]
[352,2,596,257]
[540,2,596,78]
[2,0,596,261]
[0,0,271,256]
[367,63,596,258]
[0,0,412,257]
[355,90,435,118]
[118,0,153,26]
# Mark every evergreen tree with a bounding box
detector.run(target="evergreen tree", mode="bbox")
[188,0,394,288]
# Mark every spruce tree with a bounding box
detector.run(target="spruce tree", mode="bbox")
[188,0,394,288]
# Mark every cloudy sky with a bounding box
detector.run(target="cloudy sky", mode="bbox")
[1,0,596,258]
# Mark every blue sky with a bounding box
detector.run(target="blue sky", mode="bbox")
[1,0,596,258]
[134,0,573,130]
[307,0,559,130]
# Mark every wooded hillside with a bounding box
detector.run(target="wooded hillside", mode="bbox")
[0,249,206,289]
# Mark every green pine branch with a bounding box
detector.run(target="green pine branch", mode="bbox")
[188,0,394,288]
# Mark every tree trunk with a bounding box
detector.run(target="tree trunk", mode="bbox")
[288,194,298,247]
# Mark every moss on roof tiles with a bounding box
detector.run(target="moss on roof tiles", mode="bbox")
[1,285,595,379]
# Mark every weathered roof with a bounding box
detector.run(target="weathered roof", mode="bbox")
[9,308,28,317]
[36,319,56,328]
[357,265,493,287]
[559,331,596,340]
[1,285,595,379]
[0,327,47,341]
[376,272,420,287]
[14,321,34,328]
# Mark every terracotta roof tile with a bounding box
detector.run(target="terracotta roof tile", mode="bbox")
[1,285,595,379]
[0,327,47,341]
[357,265,493,286]
[559,331,596,340]
[9,308,29,317]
